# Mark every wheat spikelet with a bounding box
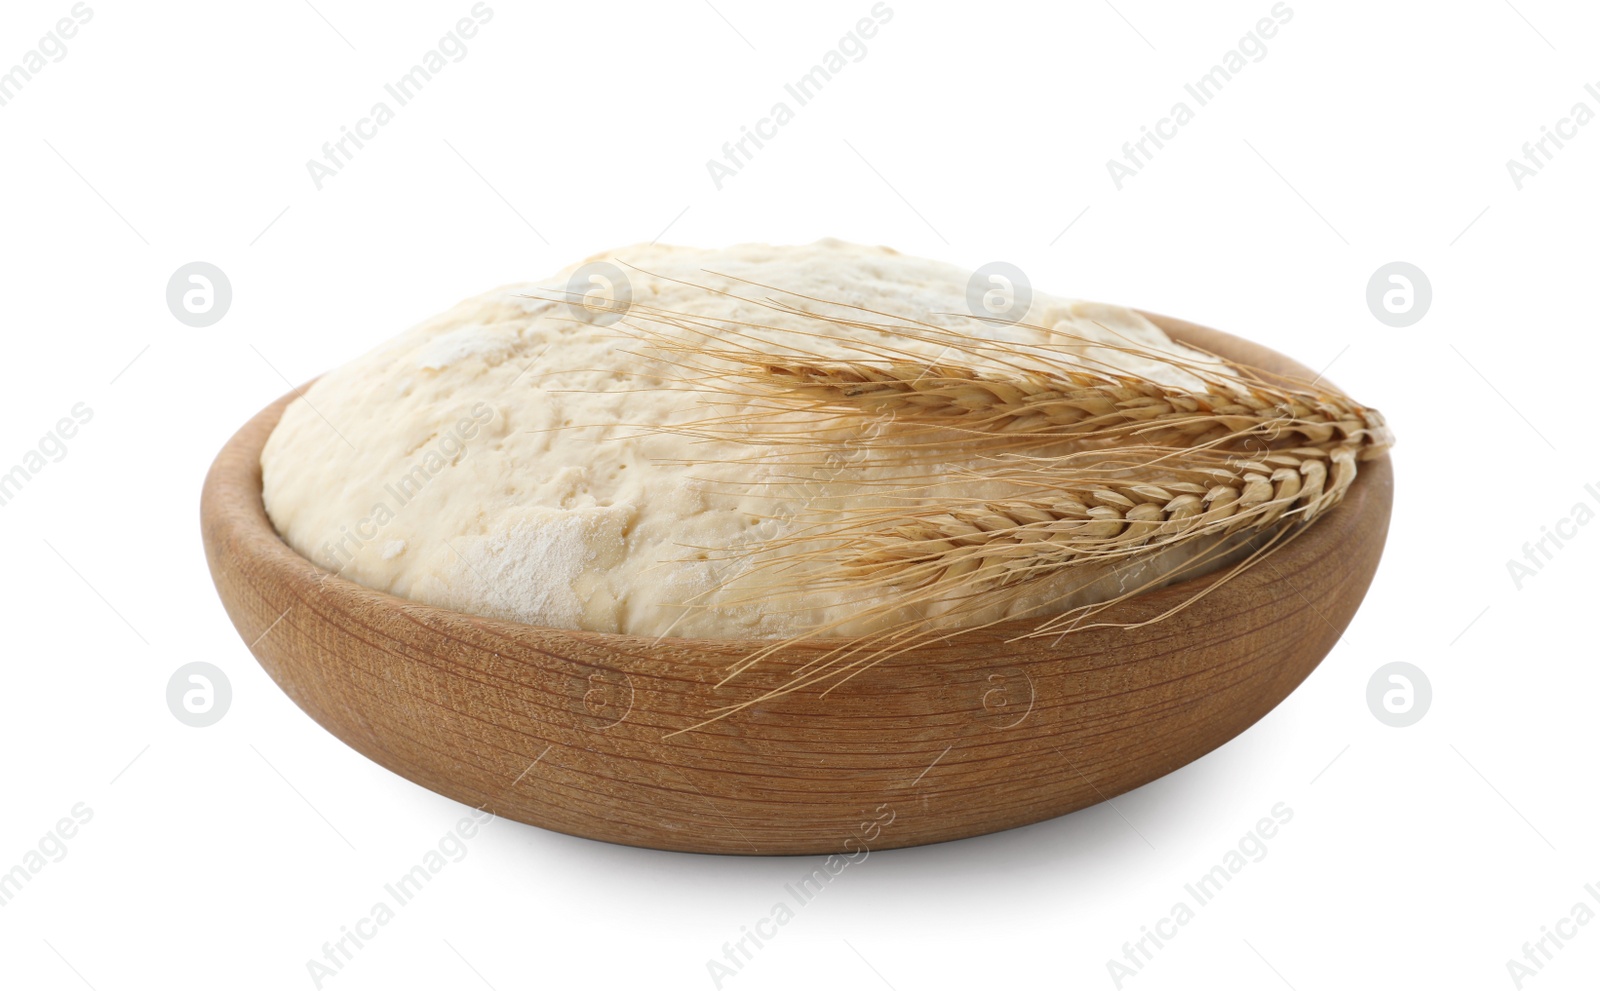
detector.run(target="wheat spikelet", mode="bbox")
[792,444,1356,588]
[601,285,1391,463]
[741,356,1391,452]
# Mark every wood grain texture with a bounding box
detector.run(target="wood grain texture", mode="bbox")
[200,316,1394,855]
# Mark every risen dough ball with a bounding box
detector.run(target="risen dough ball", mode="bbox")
[261,240,1221,639]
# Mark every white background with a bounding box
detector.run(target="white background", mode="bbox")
[2,0,1597,988]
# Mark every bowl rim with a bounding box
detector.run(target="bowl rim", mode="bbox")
[206,311,1390,652]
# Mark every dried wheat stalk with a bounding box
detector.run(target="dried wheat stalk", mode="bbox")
[742,355,1388,450]
[784,445,1358,584]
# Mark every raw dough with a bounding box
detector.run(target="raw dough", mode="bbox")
[261,240,1221,639]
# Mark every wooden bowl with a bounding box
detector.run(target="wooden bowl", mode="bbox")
[201,315,1392,855]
